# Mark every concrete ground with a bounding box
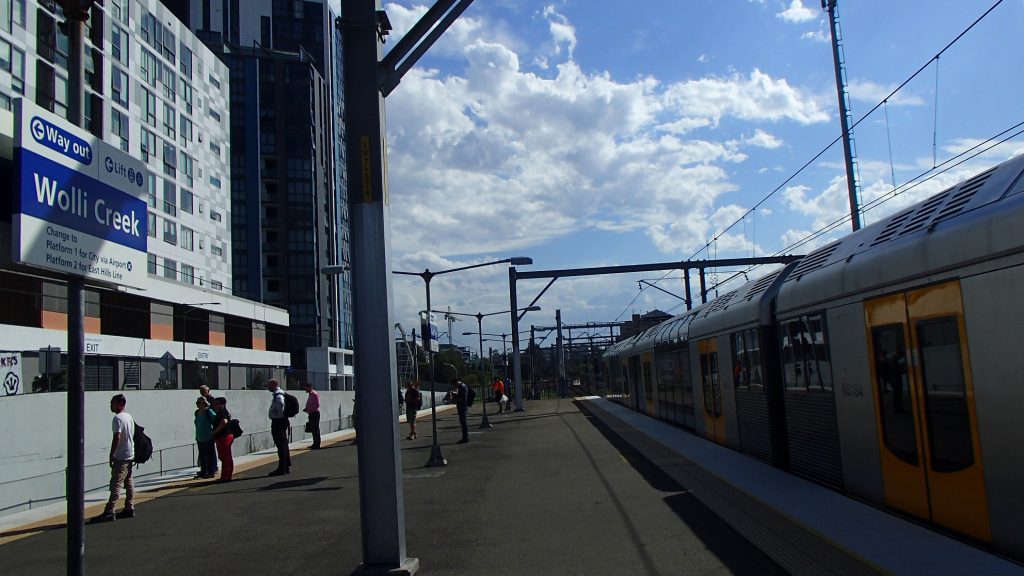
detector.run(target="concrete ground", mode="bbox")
[0,398,784,575]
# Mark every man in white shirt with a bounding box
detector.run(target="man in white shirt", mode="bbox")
[93,394,135,522]
[267,379,291,476]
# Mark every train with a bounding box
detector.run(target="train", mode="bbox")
[602,152,1024,562]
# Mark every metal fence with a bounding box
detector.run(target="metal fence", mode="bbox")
[0,415,355,516]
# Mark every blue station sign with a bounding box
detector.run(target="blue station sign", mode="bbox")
[12,99,149,288]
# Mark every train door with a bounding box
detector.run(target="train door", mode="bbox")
[642,352,655,416]
[698,338,726,444]
[864,280,990,542]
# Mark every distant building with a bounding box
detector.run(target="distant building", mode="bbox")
[619,310,672,340]
[161,0,352,373]
[0,0,289,390]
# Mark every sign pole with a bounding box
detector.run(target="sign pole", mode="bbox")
[64,6,88,575]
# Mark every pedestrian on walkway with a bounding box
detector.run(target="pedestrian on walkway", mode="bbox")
[210,397,235,482]
[303,382,321,450]
[93,394,135,522]
[404,380,421,440]
[451,378,469,443]
[492,377,505,413]
[503,377,513,411]
[194,396,217,479]
[268,378,291,475]
[198,385,219,475]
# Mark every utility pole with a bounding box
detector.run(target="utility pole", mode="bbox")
[823,0,862,231]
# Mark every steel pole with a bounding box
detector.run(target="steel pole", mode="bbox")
[424,276,446,466]
[341,1,416,573]
[65,11,87,575]
[477,314,491,428]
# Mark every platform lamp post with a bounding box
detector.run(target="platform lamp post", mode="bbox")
[446,306,540,428]
[394,257,533,467]
[57,2,95,574]
[181,303,220,389]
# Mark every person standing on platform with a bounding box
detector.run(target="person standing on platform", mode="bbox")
[198,385,218,474]
[93,394,135,522]
[404,381,421,440]
[492,377,505,413]
[210,397,235,482]
[303,382,321,449]
[267,379,291,475]
[451,378,469,444]
[194,396,217,479]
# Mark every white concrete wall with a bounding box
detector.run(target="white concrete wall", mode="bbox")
[0,389,357,516]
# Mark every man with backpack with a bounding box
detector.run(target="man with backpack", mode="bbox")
[303,382,322,450]
[93,394,135,522]
[267,378,293,476]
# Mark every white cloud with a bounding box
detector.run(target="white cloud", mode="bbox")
[661,69,830,126]
[848,80,926,107]
[542,5,577,59]
[777,0,818,23]
[383,5,837,327]
[743,128,784,149]
[801,29,829,42]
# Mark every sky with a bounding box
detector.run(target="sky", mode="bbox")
[344,0,1024,352]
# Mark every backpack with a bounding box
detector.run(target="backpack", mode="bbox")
[283,392,300,418]
[466,386,476,407]
[229,419,243,437]
[133,422,153,465]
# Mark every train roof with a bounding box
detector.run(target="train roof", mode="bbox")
[602,307,702,360]
[688,265,792,339]
[776,154,1024,312]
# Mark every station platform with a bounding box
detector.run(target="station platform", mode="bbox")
[0,397,1019,575]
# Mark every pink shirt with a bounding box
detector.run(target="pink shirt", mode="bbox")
[304,389,320,413]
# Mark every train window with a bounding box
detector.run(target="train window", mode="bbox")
[700,351,721,416]
[872,325,918,465]
[731,329,764,391]
[780,315,833,391]
[917,317,974,472]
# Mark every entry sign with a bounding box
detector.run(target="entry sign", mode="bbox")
[1,352,23,396]
[420,312,440,353]
[12,99,148,288]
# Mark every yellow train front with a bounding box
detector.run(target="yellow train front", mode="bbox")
[603,155,1024,561]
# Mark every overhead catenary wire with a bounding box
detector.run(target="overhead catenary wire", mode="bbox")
[617,0,1010,315]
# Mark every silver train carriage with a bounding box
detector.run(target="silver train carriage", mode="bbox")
[602,153,1024,561]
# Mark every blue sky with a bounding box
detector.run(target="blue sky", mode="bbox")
[365,0,1024,349]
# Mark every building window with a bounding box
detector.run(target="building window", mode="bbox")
[111,108,129,152]
[160,62,175,101]
[210,209,222,223]
[140,127,157,162]
[111,66,128,108]
[211,280,223,291]
[208,108,221,122]
[163,141,176,176]
[179,152,194,188]
[181,226,193,251]
[180,188,194,214]
[146,173,157,207]
[147,212,156,238]
[163,219,177,246]
[208,73,220,89]
[162,102,175,139]
[109,0,128,24]
[143,88,156,125]
[209,175,221,189]
[140,48,158,86]
[179,115,193,146]
[9,44,23,94]
[211,244,223,257]
[181,81,193,115]
[162,180,176,216]
[147,252,157,274]
[163,257,177,280]
[181,264,195,285]
[210,141,221,156]
[111,24,128,65]
[179,43,193,79]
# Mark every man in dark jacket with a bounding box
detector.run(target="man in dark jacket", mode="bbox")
[450,379,469,443]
